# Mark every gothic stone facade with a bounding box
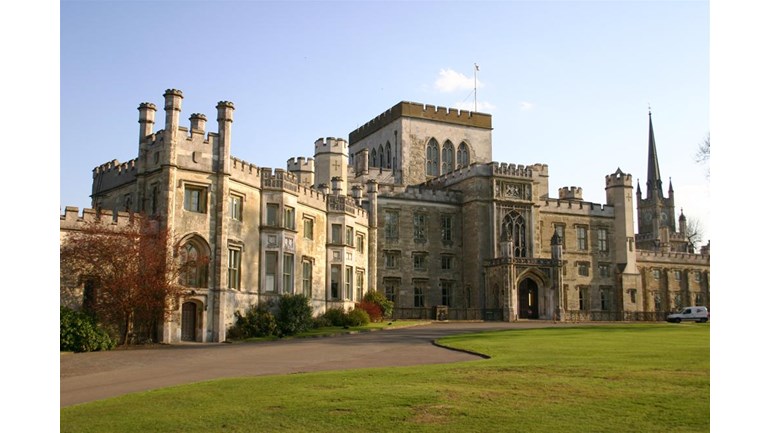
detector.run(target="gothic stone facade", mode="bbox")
[60,90,710,343]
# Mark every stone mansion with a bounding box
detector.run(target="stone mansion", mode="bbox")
[60,89,710,343]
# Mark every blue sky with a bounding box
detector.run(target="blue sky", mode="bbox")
[60,0,711,241]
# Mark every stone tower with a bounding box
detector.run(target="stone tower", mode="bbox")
[314,137,348,193]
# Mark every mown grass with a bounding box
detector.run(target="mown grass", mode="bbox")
[233,320,427,342]
[61,323,709,433]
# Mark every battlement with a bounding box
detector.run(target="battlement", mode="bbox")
[541,197,612,216]
[378,184,462,204]
[92,158,139,192]
[605,168,633,187]
[492,161,545,178]
[349,101,493,144]
[558,186,583,200]
[314,137,348,155]
[637,249,710,265]
[287,156,315,172]
[60,206,151,232]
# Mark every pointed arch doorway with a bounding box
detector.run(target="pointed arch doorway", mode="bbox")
[181,301,198,342]
[518,278,539,319]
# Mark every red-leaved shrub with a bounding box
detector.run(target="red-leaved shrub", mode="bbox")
[356,300,383,323]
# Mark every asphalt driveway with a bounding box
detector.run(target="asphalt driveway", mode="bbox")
[61,321,571,407]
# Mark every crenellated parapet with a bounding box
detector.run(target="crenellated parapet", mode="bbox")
[377,184,462,204]
[637,249,710,265]
[327,195,369,219]
[60,206,152,232]
[92,158,138,191]
[558,186,583,200]
[261,167,299,193]
[287,156,315,172]
[492,161,540,178]
[349,101,492,143]
[541,197,613,217]
[314,137,348,156]
[605,168,633,187]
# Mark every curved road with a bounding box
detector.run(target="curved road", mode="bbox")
[61,321,572,407]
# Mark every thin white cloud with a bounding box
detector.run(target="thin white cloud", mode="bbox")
[519,101,534,111]
[434,68,481,93]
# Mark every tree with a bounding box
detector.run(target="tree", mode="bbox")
[60,214,205,345]
[695,133,710,178]
[684,218,704,252]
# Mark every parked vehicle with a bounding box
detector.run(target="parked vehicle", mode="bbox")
[666,306,709,323]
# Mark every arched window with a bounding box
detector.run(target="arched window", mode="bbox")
[502,211,527,257]
[457,142,469,167]
[180,240,209,288]
[385,142,392,168]
[378,144,384,168]
[441,141,455,174]
[426,138,439,176]
[370,148,377,167]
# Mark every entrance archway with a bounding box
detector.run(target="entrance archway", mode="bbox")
[181,302,197,341]
[518,278,539,319]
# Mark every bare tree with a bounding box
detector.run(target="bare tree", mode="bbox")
[60,214,207,345]
[695,133,710,178]
[684,218,704,252]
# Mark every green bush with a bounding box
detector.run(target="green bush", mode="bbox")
[60,306,115,353]
[322,307,348,327]
[312,315,333,329]
[229,304,277,339]
[276,294,314,336]
[364,290,394,319]
[345,308,371,327]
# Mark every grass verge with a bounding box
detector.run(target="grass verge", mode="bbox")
[61,323,709,433]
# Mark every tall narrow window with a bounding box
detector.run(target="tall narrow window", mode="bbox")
[370,149,377,167]
[266,204,279,226]
[502,211,527,257]
[413,213,427,242]
[378,144,384,168]
[345,266,353,300]
[150,184,160,215]
[414,286,425,307]
[441,281,453,307]
[579,287,588,311]
[384,211,399,240]
[284,206,295,230]
[600,290,609,310]
[385,142,392,168]
[576,226,588,251]
[345,226,354,246]
[330,265,341,299]
[441,214,453,242]
[441,141,455,174]
[227,248,241,290]
[303,217,314,240]
[230,195,243,221]
[356,233,365,253]
[283,254,294,294]
[426,138,439,176]
[457,142,469,167]
[265,251,278,292]
[356,270,365,300]
[598,228,608,252]
[302,259,312,297]
[331,224,342,244]
[385,280,398,303]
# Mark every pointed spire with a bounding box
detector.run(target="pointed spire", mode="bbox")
[669,177,674,194]
[636,180,642,195]
[646,108,663,199]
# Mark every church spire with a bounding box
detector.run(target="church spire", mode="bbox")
[646,108,663,199]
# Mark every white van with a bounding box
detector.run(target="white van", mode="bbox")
[666,306,709,323]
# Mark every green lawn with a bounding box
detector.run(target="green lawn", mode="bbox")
[61,323,709,433]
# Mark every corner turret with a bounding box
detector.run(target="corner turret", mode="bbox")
[314,137,349,194]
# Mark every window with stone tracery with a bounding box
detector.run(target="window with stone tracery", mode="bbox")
[441,141,454,174]
[457,142,469,167]
[501,211,527,257]
[426,139,439,176]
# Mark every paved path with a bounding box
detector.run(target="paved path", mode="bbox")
[61,321,572,407]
